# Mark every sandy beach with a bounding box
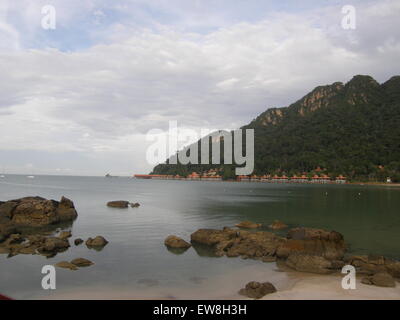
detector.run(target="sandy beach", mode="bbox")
[41,263,400,300]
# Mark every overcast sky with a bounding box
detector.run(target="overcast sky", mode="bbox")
[0,0,399,176]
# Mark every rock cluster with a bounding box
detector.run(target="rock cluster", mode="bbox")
[107,201,140,208]
[56,258,94,270]
[0,196,77,229]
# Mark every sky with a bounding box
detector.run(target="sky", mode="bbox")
[0,0,399,176]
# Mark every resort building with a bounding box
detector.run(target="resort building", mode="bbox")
[335,175,347,184]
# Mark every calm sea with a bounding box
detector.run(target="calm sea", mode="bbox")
[0,175,399,299]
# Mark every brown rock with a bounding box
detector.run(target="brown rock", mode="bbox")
[277,227,346,261]
[71,258,94,267]
[238,281,277,299]
[285,254,334,274]
[269,220,288,230]
[130,203,140,208]
[58,231,72,240]
[371,272,396,287]
[107,201,129,208]
[55,261,78,270]
[0,196,77,228]
[86,236,109,248]
[164,235,191,249]
[235,221,261,229]
[74,238,84,246]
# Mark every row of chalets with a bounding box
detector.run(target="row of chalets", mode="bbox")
[134,173,347,184]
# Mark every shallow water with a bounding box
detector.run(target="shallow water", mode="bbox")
[0,175,399,299]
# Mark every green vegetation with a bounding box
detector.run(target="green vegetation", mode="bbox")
[152,75,400,182]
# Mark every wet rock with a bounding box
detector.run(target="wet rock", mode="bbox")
[0,196,77,228]
[130,203,140,208]
[238,281,277,299]
[58,231,72,240]
[107,201,129,208]
[285,254,334,274]
[269,220,288,230]
[276,227,346,261]
[385,260,400,279]
[86,236,108,249]
[348,255,391,275]
[362,272,396,288]
[190,228,285,260]
[164,235,191,249]
[235,221,261,229]
[74,238,84,246]
[71,258,94,267]
[38,237,70,254]
[55,261,78,271]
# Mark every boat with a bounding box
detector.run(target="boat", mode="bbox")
[26,176,35,179]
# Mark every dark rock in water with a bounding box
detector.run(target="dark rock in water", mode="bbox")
[38,237,70,255]
[164,235,191,249]
[58,231,72,240]
[0,196,77,228]
[238,281,277,299]
[285,253,335,274]
[70,258,94,267]
[55,261,78,270]
[86,236,108,249]
[276,227,346,261]
[235,221,261,229]
[362,272,396,288]
[269,220,288,230]
[107,201,129,208]
[130,202,140,208]
[190,227,285,260]
[74,238,84,246]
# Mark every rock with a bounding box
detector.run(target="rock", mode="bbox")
[235,221,261,229]
[86,236,108,248]
[0,196,77,228]
[39,237,70,254]
[385,260,400,279]
[58,231,72,240]
[107,201,129,208]
[71,258,94,267]
[74,238,84,246]
[362,272,396,288]
[276,227,346,261]
[238,281,277,299]
[285,254,335,274]
[348,255,391,275]
[164,235,191,249]
[55,261,78,270]
[190,228,285,260]
[269,220,288,230]
[130,203,140,208]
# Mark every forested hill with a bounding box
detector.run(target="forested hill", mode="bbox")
[152,75,400,182]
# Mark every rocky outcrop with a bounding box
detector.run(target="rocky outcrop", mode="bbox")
[276,227,346,261]
[164,235,191,249]
[107,201,129,208]
[58,231,72,240]
[0,196,77,229]
[191,227,285,259]
[86,236,108,249]
[362,272,396,287]
[269,220,288,230]
[285,254,339,274]
[346,255,400,278]
[238,281,277,299]
[235,221,261,229]
[130,203,140,208]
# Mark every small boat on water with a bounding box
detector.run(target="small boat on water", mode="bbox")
[0,175,5,178]
[26,175,35,179]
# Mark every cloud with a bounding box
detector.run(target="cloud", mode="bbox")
[0,0,399,175]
